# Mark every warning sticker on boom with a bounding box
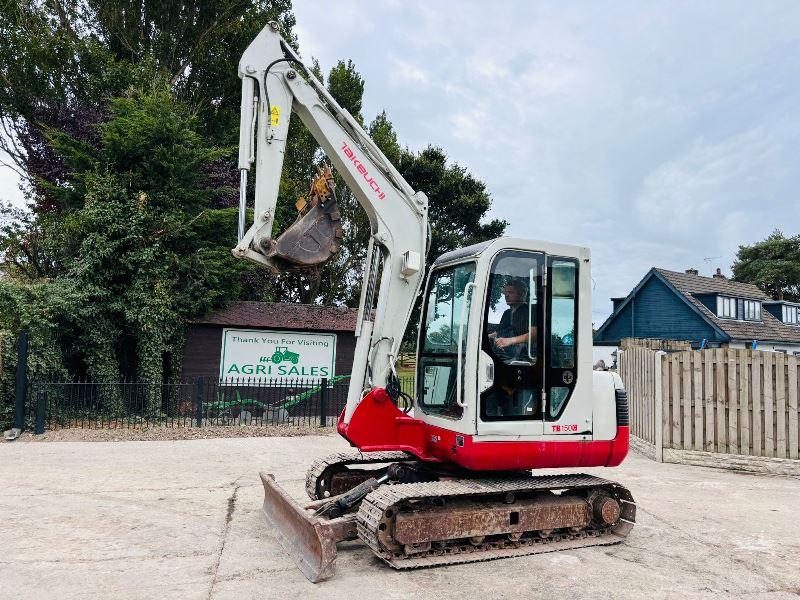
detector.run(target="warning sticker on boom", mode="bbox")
[270,105,281,126]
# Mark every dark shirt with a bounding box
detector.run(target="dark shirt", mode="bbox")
[495,304,535,362]
[498,304,532,339]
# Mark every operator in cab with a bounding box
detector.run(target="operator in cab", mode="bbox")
[489,280,537,361]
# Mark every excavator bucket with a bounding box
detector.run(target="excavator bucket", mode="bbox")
[266,165,343,272]
[272,199,342,267]
[260,472,356,583]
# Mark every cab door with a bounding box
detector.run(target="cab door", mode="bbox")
[477,250,545,436]
[544,256,580,423]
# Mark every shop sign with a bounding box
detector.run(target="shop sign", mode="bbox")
[220,328,336,382]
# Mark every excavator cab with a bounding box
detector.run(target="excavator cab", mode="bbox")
[412,238,595,456]
[337,236,626,471]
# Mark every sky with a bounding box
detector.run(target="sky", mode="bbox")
[2,1,799,344]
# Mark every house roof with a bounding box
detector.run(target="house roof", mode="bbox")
[655,268,770,299]
[189,301,358,332]
[654,269,799,344]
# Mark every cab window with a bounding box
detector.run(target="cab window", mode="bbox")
[417,262,476,418]
[547,258,578,419]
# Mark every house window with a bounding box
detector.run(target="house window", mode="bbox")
[743,300,761,321]
[717,296,736,319]
[783,305,799,325]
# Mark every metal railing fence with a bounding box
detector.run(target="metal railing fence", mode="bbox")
[21,375,417,431]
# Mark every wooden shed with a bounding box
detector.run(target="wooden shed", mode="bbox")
[182,301,359,381]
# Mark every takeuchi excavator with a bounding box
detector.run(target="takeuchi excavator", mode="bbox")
[233,22,635,582]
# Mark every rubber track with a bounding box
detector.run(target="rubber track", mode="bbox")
[357,474,635,569]
[304,450,412,500]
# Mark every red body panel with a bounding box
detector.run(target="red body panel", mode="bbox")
[337,388,629,471]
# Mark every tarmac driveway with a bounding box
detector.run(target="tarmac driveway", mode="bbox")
[0,434,797,599]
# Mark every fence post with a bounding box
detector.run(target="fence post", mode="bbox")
[654,351,665,462]
[13,329,30,431]
[195,377,204,427]
[35,391,46,435]
[319,378,328,427]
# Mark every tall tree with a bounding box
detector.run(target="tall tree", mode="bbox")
[0,1,296,202]
[0,85,262,385]
[0,1,296,382]
[732,230,800,301]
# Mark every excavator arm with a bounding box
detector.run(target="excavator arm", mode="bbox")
[232,22,429,422]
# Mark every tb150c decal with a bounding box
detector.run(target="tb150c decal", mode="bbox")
[551,424,579,433]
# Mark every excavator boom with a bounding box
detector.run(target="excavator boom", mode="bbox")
[233,21,428,422]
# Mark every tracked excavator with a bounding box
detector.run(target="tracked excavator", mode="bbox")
[233,21,635,583]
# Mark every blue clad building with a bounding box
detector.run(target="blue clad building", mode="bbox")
[594,268,800,354]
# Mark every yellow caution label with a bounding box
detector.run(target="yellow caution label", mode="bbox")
[270,105,281,126]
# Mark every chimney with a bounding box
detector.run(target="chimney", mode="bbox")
[685,268,698,275]
[713,268,726,279]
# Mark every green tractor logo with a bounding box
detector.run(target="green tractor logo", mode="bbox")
[271,346,300,365]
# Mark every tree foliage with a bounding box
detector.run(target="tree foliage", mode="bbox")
[1,86,265,387]
[0,1,295,381]
[0,1,296,203]
[0,0,506,386]
[732,230,800,302]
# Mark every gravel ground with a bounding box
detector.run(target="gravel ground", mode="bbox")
[1,436,797,599]
[12,424,335,442]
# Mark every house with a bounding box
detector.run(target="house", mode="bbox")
[594,267,800,354]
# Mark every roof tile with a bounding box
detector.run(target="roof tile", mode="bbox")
[656,268,770,299]
[189,301,358,332]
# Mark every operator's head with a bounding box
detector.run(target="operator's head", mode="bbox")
[502,279,527,304]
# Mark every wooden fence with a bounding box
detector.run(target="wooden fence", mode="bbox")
[618,347,800,462]
[617,345,660,449]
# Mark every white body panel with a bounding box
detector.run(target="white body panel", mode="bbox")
[592,370,621,441]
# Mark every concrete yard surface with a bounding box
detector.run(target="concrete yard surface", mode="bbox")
[0,435,797,600]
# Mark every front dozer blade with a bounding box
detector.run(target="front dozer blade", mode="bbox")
[261,472,350,583]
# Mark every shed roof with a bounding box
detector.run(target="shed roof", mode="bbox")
[189,301,358,332]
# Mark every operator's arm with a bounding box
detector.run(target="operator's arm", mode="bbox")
[495,326,537,349]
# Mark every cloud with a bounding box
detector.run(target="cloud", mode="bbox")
[388,57,429,85]
[448,109,489,145]
[633,127,782,236]
[292,1,376,69]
